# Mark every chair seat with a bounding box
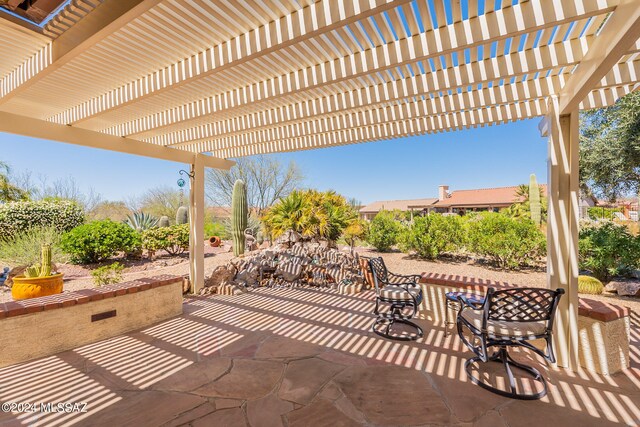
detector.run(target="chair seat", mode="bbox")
[379,286,422,302]
[460,309,547,338]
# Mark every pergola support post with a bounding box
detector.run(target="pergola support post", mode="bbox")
[546,96,580,370]
[189,155,205,294]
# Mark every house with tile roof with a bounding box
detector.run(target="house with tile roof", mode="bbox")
[434,184,548,214]
[359,198,438,221]
[359,184,549,219]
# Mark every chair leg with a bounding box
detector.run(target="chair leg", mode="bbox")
[464,346,548,400]
[371,304,423,341]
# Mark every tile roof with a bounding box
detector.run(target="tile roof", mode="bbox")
[359,198,438,214]
[435,185,548,208]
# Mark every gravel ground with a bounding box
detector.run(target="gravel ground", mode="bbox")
[2,245,638,315]
[0,244,235,303]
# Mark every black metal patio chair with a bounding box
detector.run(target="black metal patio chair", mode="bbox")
[456,287,565,400]
[368,257,424,341]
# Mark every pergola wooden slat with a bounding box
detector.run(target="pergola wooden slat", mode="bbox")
[0,0,638,371]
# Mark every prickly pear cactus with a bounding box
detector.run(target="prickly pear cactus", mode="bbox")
[159,216,170,227]
[176,206,189,225]
[231,180,248,256]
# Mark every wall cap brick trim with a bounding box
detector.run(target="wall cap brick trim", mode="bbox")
[420,272,630,322]
[0,275,182,318]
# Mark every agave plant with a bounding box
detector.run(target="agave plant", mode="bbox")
[124,211,159,231]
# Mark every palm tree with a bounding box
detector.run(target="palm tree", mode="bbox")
[506,183,547,222]
[0,162,28,203]
[262,190,307,237]
[262,189,358,243]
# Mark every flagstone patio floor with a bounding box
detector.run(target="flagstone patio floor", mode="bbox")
[1,287,639,426]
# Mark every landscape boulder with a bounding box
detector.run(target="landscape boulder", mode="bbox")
[204,265,237,289]
[200,229,364,293]
[605,279,640,297]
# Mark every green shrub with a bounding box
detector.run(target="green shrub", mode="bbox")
[0,226,69,268]
[0,200,84,240]
[141,224,190,256]
[343,218,368,249]
[367,210,402,252]
[399,214,465,259]
[467,212,546,269]
[587,207,623,221]
[578,275,604,295]
[61,220,141,264]
[91,262,124,287]
[205,220,228,239]
[579,221,640,282]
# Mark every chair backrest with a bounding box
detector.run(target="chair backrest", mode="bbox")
[368,257,389,291]
[484,287,565,331]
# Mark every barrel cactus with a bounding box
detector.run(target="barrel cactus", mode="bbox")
[159,216,170,227]
[529,174,541,226]
[578,275,604,295]
[231,180,248,256]
[176,206,189,224]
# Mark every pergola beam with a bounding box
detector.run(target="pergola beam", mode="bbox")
[48,0,414,125]
[156,52,637,150]
[138,36,601,144]
[205,84,632,158]
[96,0,617,138]
[558,0,640,114]
[0,0,162,103]
[171,60,639,153]
[0,111,234,169]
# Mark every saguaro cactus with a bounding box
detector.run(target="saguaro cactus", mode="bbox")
[529,174,541,226]
[232,179,248,256]
[176,206,189,224]
[40,244,52,277]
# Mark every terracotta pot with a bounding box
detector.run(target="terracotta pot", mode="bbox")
[209,236,221,247]
[11,273,64,300]
[358,257,374,289]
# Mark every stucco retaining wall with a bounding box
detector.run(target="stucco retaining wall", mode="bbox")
[0,275,183,368]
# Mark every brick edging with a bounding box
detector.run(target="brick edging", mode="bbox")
[0,275,182,319]
[419,272,631,322]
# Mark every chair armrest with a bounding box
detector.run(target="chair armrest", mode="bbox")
[384,281,420,290]
[457,295,484,311]
[388,272,421,284]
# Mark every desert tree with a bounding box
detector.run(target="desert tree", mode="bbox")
[130,186,184,220]
[10,172,102,211]
[206,155,303,214]
[580,91,640,201]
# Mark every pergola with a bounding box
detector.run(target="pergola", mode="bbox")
[1,0,639,371]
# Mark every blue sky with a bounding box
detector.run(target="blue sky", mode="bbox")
[0,118,547,204]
